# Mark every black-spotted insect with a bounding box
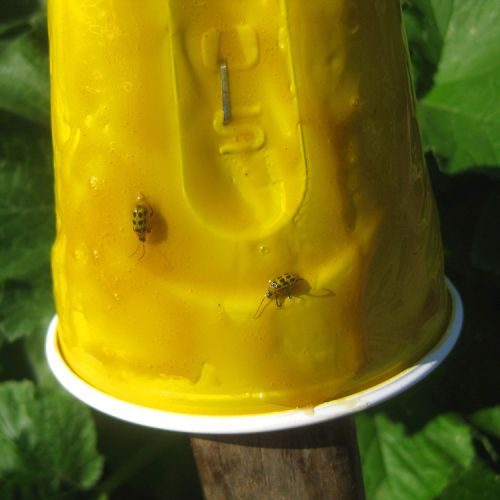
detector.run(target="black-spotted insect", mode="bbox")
[254,273,304,318]
[130,193,153,259]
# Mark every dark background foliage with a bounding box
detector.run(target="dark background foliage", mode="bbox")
[0,1,498,498]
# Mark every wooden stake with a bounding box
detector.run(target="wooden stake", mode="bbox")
[191,416,365,499]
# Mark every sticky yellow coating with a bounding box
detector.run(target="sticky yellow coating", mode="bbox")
[49,0,450,415]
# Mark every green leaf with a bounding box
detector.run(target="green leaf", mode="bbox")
[0,380,104,499]
[469,406,500,439]
[438,459,500,500]
[416,0,500,173]
[0,270,53,345]
[23,320,57,388]
[0,115,54,277]
[0,18,32,39]
[403,0,452,96]
[0,26,50,125]
[0,114,54,345]
[0,1,40,39]
[357,412,475,500]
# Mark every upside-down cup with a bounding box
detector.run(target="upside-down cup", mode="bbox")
[47,0,462,431]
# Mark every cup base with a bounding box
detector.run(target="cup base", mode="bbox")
[45,278,462,434]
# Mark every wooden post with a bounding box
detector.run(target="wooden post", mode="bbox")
[191,416,365,500]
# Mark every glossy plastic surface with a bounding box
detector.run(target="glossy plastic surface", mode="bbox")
[49,0,451,415]
[45,279,462,433]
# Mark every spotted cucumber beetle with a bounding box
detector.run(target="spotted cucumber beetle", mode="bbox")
[254,273,303,317]
[130,193,153,259]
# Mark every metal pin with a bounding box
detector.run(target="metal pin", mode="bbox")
[219,60,231,125]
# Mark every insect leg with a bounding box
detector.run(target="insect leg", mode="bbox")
[138,241,146,260]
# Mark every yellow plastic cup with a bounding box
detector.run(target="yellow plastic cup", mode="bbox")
[49,0,453,416]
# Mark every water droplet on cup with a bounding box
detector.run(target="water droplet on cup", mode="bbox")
[350,24,360,35]
[350,97,361,109]
[121,81,133,93]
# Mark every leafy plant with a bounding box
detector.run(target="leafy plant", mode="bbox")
[408,0,500,174]
[356,2,500,498]
[0,381,103,498]
[0,1,498,499]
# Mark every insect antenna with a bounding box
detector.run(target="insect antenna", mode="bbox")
[138,241,145,259]
[253,295,268,319]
